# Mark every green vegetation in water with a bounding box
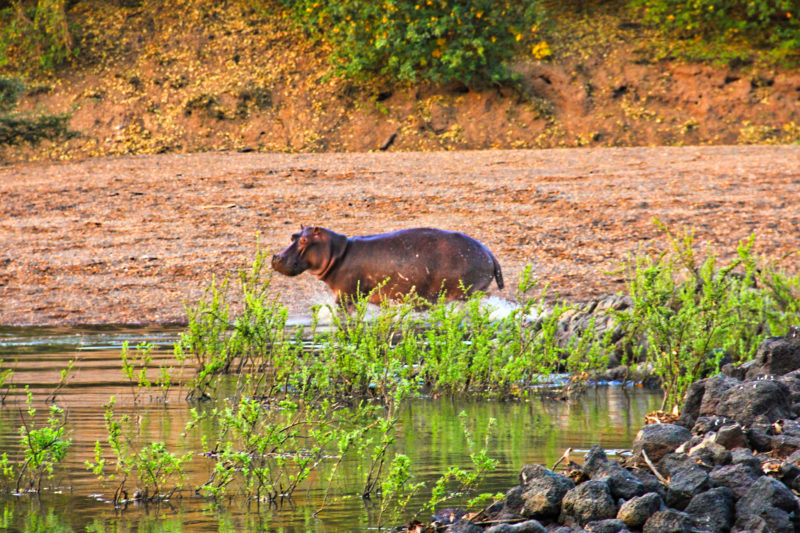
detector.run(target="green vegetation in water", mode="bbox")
[86,396,192,504]
[618,220,800,411]
[14,387,71,493]
[120,341,152,406]
[178,243,611,404]
[1,224,798,527]
[0,359,13,405]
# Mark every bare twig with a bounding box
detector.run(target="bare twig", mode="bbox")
[551,447,572,471]
[641,449,669,486]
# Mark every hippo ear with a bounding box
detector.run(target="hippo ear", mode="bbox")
[312,227,321,235]
[300,224,306,230]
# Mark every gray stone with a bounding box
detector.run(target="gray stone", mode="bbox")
[666,465,711,510]
[709,462,763,499]
[617,492,664,529]
[733,508,794,533]
[559,480,618,527]
[736,475,799,518]
[745,425,772,452]
[503,485,524,516]
[721,360,751,380]
[732,514,770,532]
[770,433,800,456]
[688,438,731,468]
[445,519,484,533]
[714,423,748,449]
[678,379,706,428]
[715,379,792,426]
[484,519,547,533]
[691,416,735,435]
[733,476,799,533]
[632,424,692,463]
[729,448,762,470]
[583,445,644,500]
[518,464,575,518]
[658,452,697,477]
[642,509,694,533]
[745,326,800,379]
[699,374,742,417]
[584,518,627,533]
[685,487,735,533]
[628,469,665,498]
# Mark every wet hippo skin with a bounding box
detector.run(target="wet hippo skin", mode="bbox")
[272,226,504,307]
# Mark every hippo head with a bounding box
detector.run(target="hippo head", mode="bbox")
[272,226,342,278]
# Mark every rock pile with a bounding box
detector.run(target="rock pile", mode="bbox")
[428,326,800,533]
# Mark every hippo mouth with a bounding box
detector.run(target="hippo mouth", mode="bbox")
[271,254,308,276]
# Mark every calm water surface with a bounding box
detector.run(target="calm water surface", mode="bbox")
[0,326,661,532]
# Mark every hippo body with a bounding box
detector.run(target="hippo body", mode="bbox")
[272,226,503,306]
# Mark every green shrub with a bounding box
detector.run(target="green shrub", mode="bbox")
[283,0,544,85]
[0,0,76,71]
[0,76,73,146]
[16,387,71,493]
[629,0,800,61]
[618,221,800,411]
[0,76,25,112]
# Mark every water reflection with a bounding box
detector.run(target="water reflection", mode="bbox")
[0,328,661,532]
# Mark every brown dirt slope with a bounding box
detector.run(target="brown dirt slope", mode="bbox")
[1,146,799,326]
[2,3,800,163]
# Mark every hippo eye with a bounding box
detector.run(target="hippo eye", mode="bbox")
[299,236,309,246]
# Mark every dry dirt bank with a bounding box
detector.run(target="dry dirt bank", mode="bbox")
[1,145,799,326]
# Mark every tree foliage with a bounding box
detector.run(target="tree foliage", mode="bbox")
[282,0,544,85]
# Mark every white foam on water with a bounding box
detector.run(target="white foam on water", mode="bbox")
[286,294,545,328]
[480,296,519,321]
[480,296,544,323]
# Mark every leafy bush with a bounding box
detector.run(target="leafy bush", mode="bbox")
[16,388,71,493]
[0,76,25,112]
[629,0,800,61]
[618,221,800,411]
[283,0,544,85]
[86,397,192,503]
[0,75,73,146]
[0,0,76,71]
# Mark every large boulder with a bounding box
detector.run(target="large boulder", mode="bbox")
[583,518,628,533]
[632,423,691,463]
[677,379,707,428]
[715,379,792,426]
[713,422,748,449]
[559,479,617,527]
[735,476,800,532]
[518,464,575,518]
[745,326,800,379]
[699,375,743,417]
[617,492,664,529]
[484,520,547,533]
[709,461,763,499]
[499,485,525,519]
[583,445,644,500]
[642,510,694,533]
[684,487,735,533]
[665,464,711,510]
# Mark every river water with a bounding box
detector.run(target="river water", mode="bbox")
[0,326,661,532]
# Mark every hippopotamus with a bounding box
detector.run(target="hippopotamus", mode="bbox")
[271,226,504,307]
